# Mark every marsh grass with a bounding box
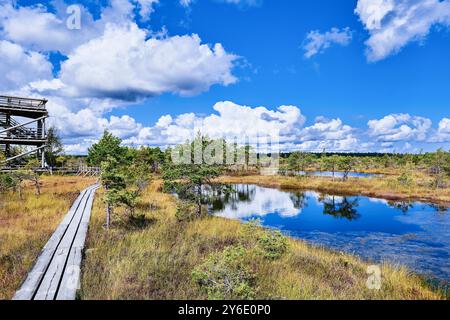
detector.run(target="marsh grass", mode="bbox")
[0,176,96,300]
[80,180,444,300]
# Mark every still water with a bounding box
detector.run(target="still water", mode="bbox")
[207,184,450,282]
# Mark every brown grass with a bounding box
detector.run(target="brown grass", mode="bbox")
[80,180,444,300]
[0,175,96,300]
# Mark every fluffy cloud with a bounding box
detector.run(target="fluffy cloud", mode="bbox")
[0,40,53,90]
[303,27,353,58]
[355,0,450,61]
[0,1,106,54]
[0,0,239,98]
[134,0,159,21]
[429,118,450,142]
[0,0,169,55]
[47,102,143,151]
[45,23,238,100]
[0,0,239,111]
[300,117,354,142]
[124,101,306,147]
[281,117,360,152]
[116,101,364,154]
[438,118,450,134]
[368,113,432,142]
[180,0,194,7]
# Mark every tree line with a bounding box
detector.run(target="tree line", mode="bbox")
[283,149,450,187]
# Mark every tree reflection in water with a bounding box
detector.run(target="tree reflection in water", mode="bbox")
[319,195,361,221]
[289,191,308,210]
[207,184,256,211]
[430,204,450,213]
[387,201,414,214]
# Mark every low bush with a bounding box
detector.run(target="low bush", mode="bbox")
[257,229,288,260]
[397,172,414,186]
[191,246,256,300]
[0,173,17,193]
[242,220,289,260]
[176,201,207,222]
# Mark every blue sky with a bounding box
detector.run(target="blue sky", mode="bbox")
[1,0,450,153]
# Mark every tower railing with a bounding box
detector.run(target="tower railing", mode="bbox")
[0,95,47,110]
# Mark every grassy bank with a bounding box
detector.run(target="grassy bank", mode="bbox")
[0,176,96,300]
[80,180,443,300]
[217,175,450,205]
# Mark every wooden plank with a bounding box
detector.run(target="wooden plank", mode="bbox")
[15,186,94,300]
[33,186,95,300]
[54,248,83,300]
[56,185,98,300]
[12,186,92,300]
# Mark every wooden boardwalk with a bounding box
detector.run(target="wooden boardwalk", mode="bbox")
[13,184,99,300]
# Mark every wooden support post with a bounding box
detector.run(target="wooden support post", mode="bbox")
[106,204,111,229]
[5,114,11,158]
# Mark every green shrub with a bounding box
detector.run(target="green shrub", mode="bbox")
[257,229,288,260]
[241,219,263,244]
[241,220,289,260]
[0,174,17,193]
[192,246,256,300]
[397,172,414,186]
[176,201,207,222]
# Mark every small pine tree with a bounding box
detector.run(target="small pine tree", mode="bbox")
[87,130,127,166]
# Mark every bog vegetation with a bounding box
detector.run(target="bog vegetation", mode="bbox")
[78,131,448,300]
[80,179,445,300]
[1,129,449,300]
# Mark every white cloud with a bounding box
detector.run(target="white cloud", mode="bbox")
[133,0,159,21]
[180,0,194,7]
[124,101,306,147]
[300,118,354,142]
[429,118,450,142]
[368,113,432,142]
[355,0,450,62]
[35,23,238,100]
[47,102,145,154]
[438,118,450,133]
[107,115,143,139]
[303,27,353,58]
[0,40,53,90]
[283,117,360,153]
[117,101,363,154]
[43,100,367,154]
[0,2,104,54]
[0,0,165,55]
